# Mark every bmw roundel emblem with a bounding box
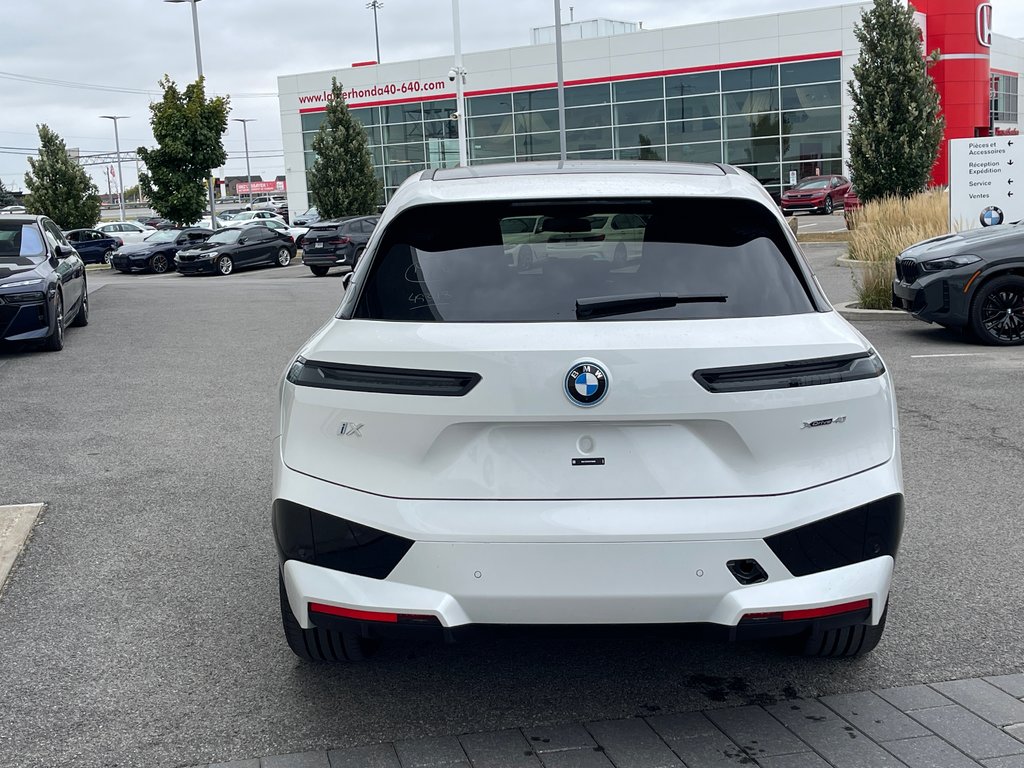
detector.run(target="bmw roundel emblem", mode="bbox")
[980,206,1004,227]
[564,361,609,407]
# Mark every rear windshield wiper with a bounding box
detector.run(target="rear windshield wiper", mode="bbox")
[575,292,727,320]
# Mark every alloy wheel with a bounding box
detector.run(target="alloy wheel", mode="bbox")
[217,256,234,275]
[980,286,1024,343]
[277,248,291,266]
[151,254,169,273]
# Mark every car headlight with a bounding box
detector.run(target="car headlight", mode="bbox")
[3,277,44,288]
[920,254,981,272]
[200,251,219,260]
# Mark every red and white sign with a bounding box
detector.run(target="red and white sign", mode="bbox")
[237,180,286,194]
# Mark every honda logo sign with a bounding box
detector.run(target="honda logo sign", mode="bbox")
[977,3,993,48]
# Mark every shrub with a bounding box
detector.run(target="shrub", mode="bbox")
[847,189,949,309]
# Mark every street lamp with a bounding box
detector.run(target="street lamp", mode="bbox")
[366,1,383,64]
[231,118,255,207]
[164,0,218,229]
[451,0,468,166]
[100,115,129,223]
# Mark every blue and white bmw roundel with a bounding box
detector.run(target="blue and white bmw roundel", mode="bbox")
[564,361,609,406]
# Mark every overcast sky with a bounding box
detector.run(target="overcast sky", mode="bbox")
[2,0,1022,196]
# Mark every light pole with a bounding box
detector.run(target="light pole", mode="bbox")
[231,118,255,207]
[100,115,129,222]
[451,0,468,166]
[164,0,217,229]
[554,0,567,162]
[366,1,383,63]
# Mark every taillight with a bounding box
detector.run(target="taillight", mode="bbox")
[693,351,885,393]
[742,599,871,623]
[328,236,351,246]
[287,357,481,396]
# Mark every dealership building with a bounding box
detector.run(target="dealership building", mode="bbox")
[278,0,1024,211]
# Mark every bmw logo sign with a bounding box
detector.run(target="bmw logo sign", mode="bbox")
[980,206,1004,227]
[565,361,609,407]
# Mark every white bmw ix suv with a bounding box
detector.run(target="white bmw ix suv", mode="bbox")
[273,162,903,661]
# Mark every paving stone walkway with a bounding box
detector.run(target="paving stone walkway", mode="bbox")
[197,674,1024,768]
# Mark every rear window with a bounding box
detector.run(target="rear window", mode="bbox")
[346,199,816,322]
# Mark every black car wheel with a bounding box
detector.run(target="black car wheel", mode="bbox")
[103,249,115,266]
[70,284,89,327]
[43,292,64,352]
[353,246,366,266]
[276,248,292,267]
[796,602,888,658]
[216,255,234,276]
[970,275,1024,345]
[310,265,329,277]
[823,196,834,215]
[150,253,170,274]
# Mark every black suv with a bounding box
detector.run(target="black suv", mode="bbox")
[300,216,379,277]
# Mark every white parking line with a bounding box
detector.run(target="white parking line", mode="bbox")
[910,353,985,358]
[0,503,44,595]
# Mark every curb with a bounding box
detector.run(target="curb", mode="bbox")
[834,301,913,321]
[0,503,45,595]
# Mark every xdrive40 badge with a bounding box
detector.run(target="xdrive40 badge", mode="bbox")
[565,361,609,407]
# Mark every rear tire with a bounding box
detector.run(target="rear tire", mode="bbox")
[353,246,366,267]
[103,249,115,266]
[310,265,329,277]
[279,573,372,662]
[822,196,834,215]
[70,284,89,327]
[797,602,887,658]
[276,247,292,267]
[43,293,65,352]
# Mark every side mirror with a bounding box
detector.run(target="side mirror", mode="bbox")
[238,236,248,245]
[53,244,68,259]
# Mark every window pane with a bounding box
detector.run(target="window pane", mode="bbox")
[423,119,457,140]
[514,89,559,112]
[520,152,562,162]
[515,110,561,133]
[422,100,456,121]
[386,163,423,187]
[782,107,841,135]
[468,93,513,116]
[782,158,845,181]
[616,123,665,148]
[724,113,780,140]
[615,100,665,125]
[370,146,383,166]
[667,94,720,120]
[735,163,781,186]
[781,82,841,110]
[564,127,612,152]
[384,122,423,143]
[468,114,515,138]
[565,105,611,130]
[564,83,611,108]
[301,113,326,132]
[722,65,778,92]
[665,71,719,97]
[666,118,721,144]
[383,104,422,124]
[780,58,841,86]
[615,145,665,161]
[470,135,515,159]
[302,133,317,152]
[427,139,460,168]
[723,89,780,115]
[304,152,316,170]
[783,132,844,161]
[725,138,780,164]
[385,142,425,164]
[515,132,562,155]
[567,148,614,160]
[349,107,380,126]
[667,142,722,163]
[613,77,664,102]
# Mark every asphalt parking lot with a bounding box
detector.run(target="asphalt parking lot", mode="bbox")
[0,258,1022,768]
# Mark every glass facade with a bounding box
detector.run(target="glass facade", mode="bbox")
[991,73,1019,125]
[300,57,844,202]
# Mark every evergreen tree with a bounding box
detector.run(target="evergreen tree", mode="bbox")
[847,0,944,201]
[23,124,101,229]
[307,78,380,218]
[0,179,14,207]
[138,76,229,225]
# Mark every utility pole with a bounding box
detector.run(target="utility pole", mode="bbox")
[367,1,383,63]
[452,0,468,166]
[100,115,128,222]
[554,0,567,162]
[232,118,256,207]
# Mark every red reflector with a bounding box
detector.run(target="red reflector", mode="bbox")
[743,611,783,621]
[781,599,871,622]
[308,602,397,623]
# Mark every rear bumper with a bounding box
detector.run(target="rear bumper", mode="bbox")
[274,440,902,631]
[302,251,351,266]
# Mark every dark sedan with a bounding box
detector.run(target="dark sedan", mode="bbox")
[780,175,850,215]
[301,215,378,277]
[0,216,89,351]
[892,223,1024,345]
[174,225,295,276]
[65,228,123,265]
[111,227,212,274]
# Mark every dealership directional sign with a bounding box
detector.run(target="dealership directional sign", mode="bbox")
[949,136,1024,230]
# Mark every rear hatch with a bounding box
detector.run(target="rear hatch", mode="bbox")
[281,196,894,501]
[302,221,349,258]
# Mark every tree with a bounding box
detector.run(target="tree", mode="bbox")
[23,124,101,229]
[307,78,380,218]
[847,0,944,202]
[0,179,14,207]
[138,76,229,225]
